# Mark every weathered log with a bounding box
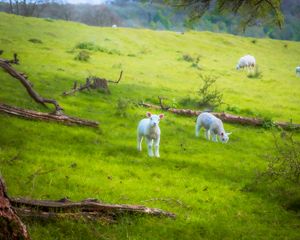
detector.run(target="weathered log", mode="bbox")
[0,177,30,240]
[0,103,99,128]
[1,174,175,238]
[0,54,62,113]
[14,208,117,223]
[10,198,176,219]
[140,102,300,130]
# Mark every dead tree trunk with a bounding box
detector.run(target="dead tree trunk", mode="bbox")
[11,197,176,220]
[140,102,300,130]
[0,177,30,240]
[63,71,123,96]
[0,54,63,114]
[0,103,99,128]
[0,174,175,238]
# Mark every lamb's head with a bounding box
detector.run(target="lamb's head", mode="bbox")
[146,112,164,127]
[236,64,241,70]
[220,132,232,143]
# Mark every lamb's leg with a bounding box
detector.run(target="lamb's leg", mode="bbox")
[205,130,210,140]
[195,122,201,137]
[154,137,160,158]
[146,138,154,157]
[137,134,143,151]
[212,134,218,142]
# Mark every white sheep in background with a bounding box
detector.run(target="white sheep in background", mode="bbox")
[236,55,256,70]
[296,66,300,76]
[137,112,164,157]
[112,24,118,28]
[195,112,231,143]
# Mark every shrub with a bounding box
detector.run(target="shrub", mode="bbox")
[116,98,131,117]
[265,132,300,184]
[182,54,194,62]
[181,54,201,69]
[262,117,275,129]
[197,74,223,109]
[75,42,121,55]
[191,56,201,70]
[74,51,90,62]
[75,42,99,51]
[28,38,43,44]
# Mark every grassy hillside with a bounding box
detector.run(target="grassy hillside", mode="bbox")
[0,12,300,239]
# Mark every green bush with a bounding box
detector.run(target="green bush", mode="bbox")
[262,117,275,129]
[265,132,300,184]
[197,74,223,109]
[75,42,121,55]
[182,54,194,62]
[181,54,201,70]
[75,42,99,51]
[74,51,90,62]
[116,98,131,117]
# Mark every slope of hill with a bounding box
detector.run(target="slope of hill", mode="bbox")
[0,12,300,239]
[1,0,300,41]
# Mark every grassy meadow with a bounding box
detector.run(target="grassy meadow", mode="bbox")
[0,12,300,239]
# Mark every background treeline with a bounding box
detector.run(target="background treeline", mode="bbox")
[0,0,300,41]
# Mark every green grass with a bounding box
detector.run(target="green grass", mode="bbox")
[0,12,300,239]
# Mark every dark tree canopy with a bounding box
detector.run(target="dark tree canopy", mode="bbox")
[162,0,284,29]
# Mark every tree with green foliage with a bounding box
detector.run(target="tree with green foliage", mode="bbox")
[161,0,284,29]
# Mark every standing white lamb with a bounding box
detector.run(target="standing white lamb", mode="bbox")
[296,66,300,76]
[236,55,256,70]
[137,112,164,157]
[195,112,231,143]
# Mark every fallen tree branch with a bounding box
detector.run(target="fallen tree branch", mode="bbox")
[63,71,123,96]
[0,103,99,128]
[140,102,300,130]
[0,176,175,239]
[0,177,30,240]
[107,70,123,84]
[0,53,63,114]
[10,197,176,219]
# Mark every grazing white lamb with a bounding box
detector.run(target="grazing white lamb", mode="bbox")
[296,66,300,76]
[112,24,118,28]
[236,55,256,70]
[195,112,231,143]
[137,112,164,157]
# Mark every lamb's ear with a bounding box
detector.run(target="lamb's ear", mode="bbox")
[159,114,164,119]
[227,132,232,136]
[221,132,224,136]
[146,112,152,118]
